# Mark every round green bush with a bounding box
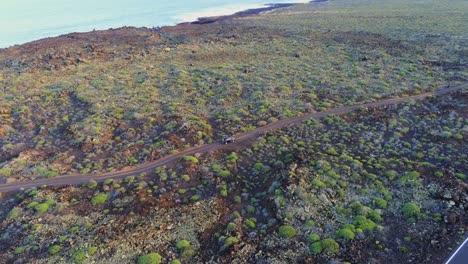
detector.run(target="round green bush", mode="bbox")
[0,168,12,176]
[34,203,50,214]
[176,240,190,251]
[308,233,320,242]
[353,215,377,231]
[278,225,297,239]
[321,238,340,255]
[373,198,388,209]
[310,242,322,254]
[218,170,231,178]
[246,205,255,214]
[27,201,40,209]
[137,253,162,264]
[224,237,239,247]
[402,202,420,219]
[181,249,195,259]
[244,218,256,229]
[336,228,355,240]
[87,180,98,189]
[91,193,108,205]
[227,222,237,231]
[70,249,87,264]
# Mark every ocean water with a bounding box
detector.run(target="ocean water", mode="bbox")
[0,0,309,48]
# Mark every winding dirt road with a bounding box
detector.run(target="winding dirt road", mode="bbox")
[0,83,466,193]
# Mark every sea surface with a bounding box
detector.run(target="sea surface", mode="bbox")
[0,0,310,48]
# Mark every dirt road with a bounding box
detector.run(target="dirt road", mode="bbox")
[0,83,466,193]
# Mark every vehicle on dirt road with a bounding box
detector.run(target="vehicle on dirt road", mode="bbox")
[222,136,235,144]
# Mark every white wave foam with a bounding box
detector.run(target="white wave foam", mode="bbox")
[174,1,313,23]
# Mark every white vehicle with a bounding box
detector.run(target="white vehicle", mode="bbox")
[222,136,235,144]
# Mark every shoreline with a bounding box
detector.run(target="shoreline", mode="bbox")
[182,3,296,25]
[0,1,326,49]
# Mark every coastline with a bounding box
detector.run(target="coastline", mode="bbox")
[0,1,323,49]
[182,3,296,25]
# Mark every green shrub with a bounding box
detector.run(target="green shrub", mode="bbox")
[368,210,383,222]
[91,193,108,205]
[336,228,355,240]
[232,211,241,219]
[373,198,388,209]
[124,175,135,183]
[402,202,420,219]
[246,205,255,214]
[311,178,326,188]
[182,174,190,182]
[400,171,420,183]
[45,198,56,206]
[170,260,181,264]
[0,168,12,176]
[218,170,231,178]
[48,245,62,255]
[310,242,322,254]
[399,246,409,253]
[233,196,242,203]
[15,246,26,254]
[321,238,340,255]
[176,240,191,251]
[253,162,264,171]
[138,253,162,264]
[27,201,40,209]
[225,152,239,162]
[211,164,221,171]
[181,249,195,259]
[349,201,363,212]
[70,249,87,264]
[32,223,42,231]
[28,190,39,196]
[308,233,320,242]
[88,246,98,256]
[34,203,50,214]
[353,215,377,232]
[224,237,239,247]
[384,170,397,180]
[182,156,199,164]
[278,225,297,239]
[87,180,98,189]
[227,222,237,231]
[103,178,114,185]
[244,218,256,229]
[455,173,466,180]
[326,147,339,156]
[433,213,443,222]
